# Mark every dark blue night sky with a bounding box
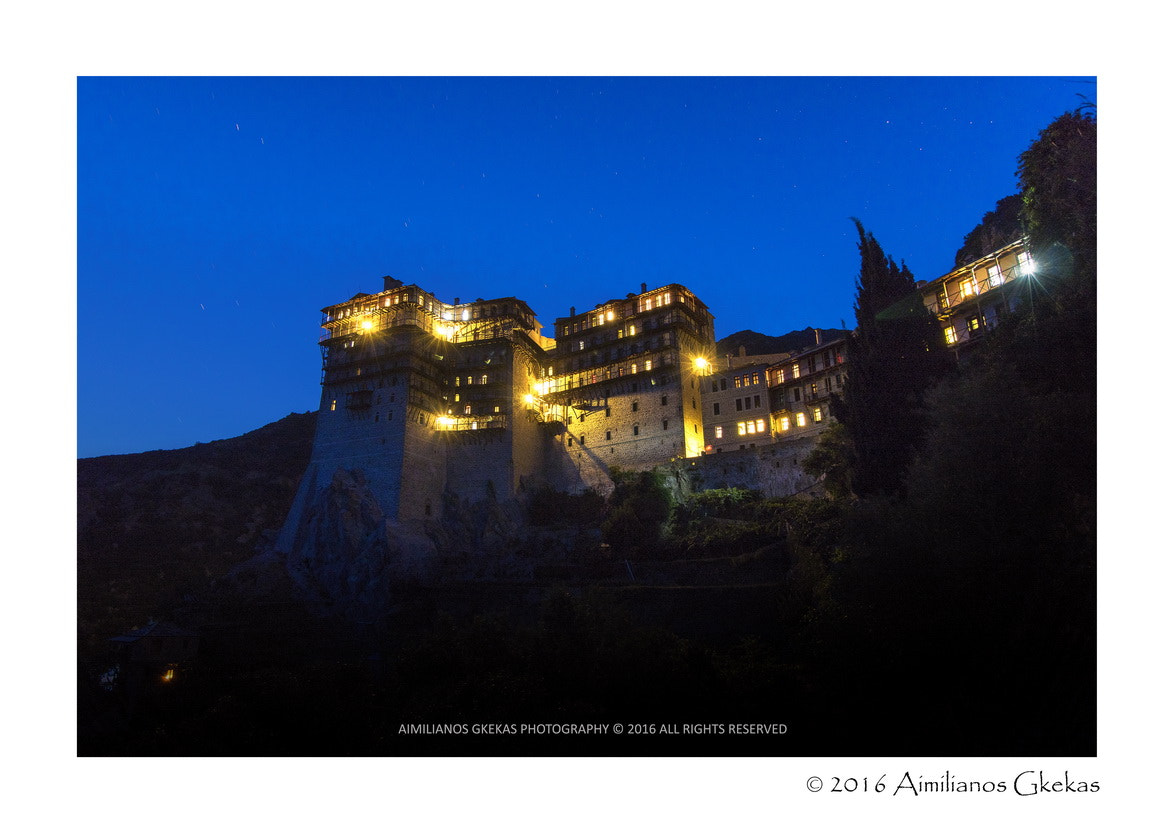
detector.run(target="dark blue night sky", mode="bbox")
[77,76,1094,458]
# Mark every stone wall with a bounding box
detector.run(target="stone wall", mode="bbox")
[666,436,822,499]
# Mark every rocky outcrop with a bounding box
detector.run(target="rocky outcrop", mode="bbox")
[276,467,547,617]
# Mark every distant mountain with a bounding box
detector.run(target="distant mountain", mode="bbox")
[715,327,851,359]
[77,411,317,646]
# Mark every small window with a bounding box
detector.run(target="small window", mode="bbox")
[780,416,790,431]
[661,395,667,406]
[796,412,807,427]
[632,401,639,412]
[713,403,720,416]
[813,407,823,423]
[633,424,640,436]
[662,419,668,430]
[606,430,612,440]
[580,435,585,445]
[945,325,958,345]
[715,425,723,439]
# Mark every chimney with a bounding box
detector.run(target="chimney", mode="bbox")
[570,306,576,317]
[641,282,647,293]
[815,328,821,346]
[738,345,747,357]
[454,297,460,305]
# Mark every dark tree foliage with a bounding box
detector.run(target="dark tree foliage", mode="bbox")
[601,468,672,557]
[1017,106,1096,286]
[838,220,952,496]
[953,193,1024,267]
[800,421,852,499]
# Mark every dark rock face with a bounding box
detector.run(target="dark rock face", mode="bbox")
[276,468,545,617]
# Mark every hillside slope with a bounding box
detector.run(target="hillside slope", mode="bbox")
[716,327,849,359]
[77,411,317,645]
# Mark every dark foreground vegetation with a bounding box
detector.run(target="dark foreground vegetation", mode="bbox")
[78,108,1095,756]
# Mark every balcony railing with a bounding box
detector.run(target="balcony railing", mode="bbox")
[924,262,1029,318]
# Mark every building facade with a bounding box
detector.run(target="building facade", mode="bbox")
[765,336,848,441]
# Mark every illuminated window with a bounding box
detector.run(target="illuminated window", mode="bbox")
[967,316,981,333]
[756,418,765,432]
[464,405,472,415]
[987,263,1003,287]
[1017,251,1035,275]
[751,373,760,385]
[813,407,823,423]
[960,278,976,297]
[480,374,489,385]
[792,363,800,378]
[945,326,958,345]
[796,412,807,427]
[734,376,742,388]
[330,399,336,411]
[780,416,790,431]
[715,425,723,439]
[737,421,747,436]
[493,405,500,414]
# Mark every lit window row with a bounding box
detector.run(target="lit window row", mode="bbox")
[737,419,766,436]
[732,372,761,388]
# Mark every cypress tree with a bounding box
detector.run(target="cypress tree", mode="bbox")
[838,219,950,496]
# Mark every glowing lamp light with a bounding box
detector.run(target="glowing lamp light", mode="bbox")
[693,356,710,372]
[360,319,375,332]
[523,393,535,405]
